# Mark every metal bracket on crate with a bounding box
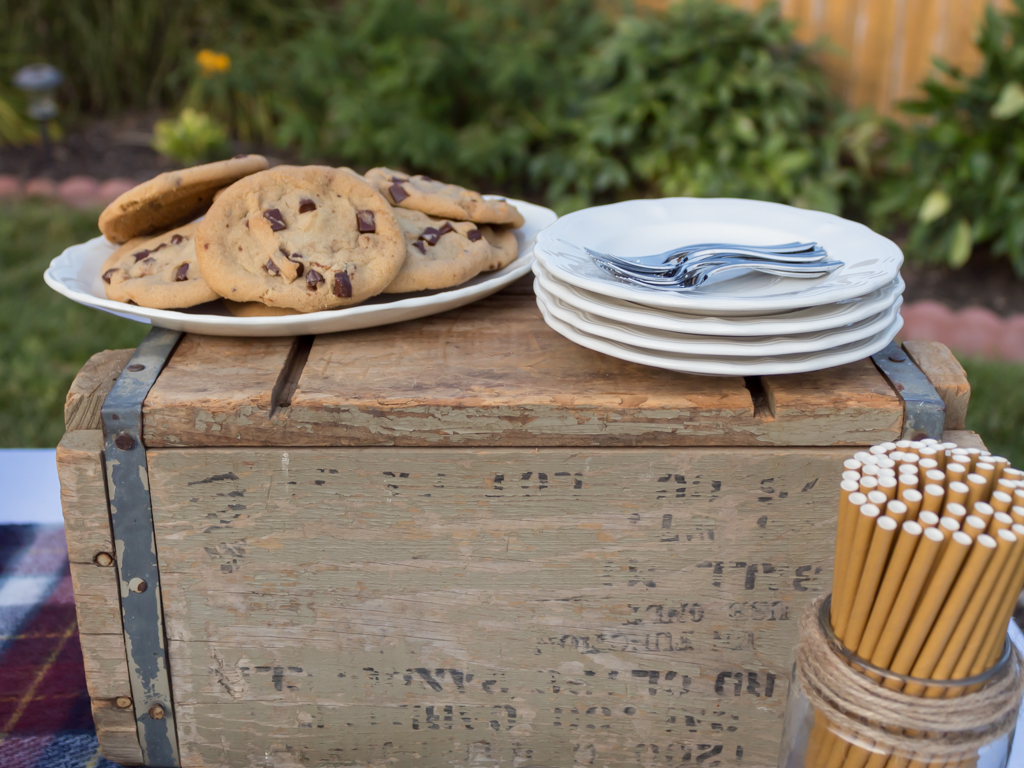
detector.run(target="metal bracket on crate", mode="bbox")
[870,341,946,440]
[101,326,183,768]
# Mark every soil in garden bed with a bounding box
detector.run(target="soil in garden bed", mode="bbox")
[0,114,173,181]
[901,251,1024,317]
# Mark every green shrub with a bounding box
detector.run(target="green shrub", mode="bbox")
[152,108,230,165]
[185,0,609,194]
[530,1,873,213]
[871,0,1024,275]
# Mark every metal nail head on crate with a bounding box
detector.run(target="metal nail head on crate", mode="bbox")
[77,297,958,768]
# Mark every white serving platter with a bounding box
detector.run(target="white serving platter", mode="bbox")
[535,291,904,376]
[533,260,904,337]
[534,277,903,357]
[534,197,903,315]
[44,198,555,337]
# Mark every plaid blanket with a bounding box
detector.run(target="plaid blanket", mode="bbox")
[0,524,121,768]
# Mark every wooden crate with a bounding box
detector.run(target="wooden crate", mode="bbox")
[58,284,976,768]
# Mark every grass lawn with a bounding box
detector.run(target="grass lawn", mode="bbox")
[0,200,147,447]
[1,199,1022,467]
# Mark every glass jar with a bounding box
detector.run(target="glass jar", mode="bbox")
[779,596,1019,768]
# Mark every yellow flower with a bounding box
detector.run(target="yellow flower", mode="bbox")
[196,49,231,77]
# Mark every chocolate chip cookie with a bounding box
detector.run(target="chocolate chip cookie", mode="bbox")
[383,209,497,294]
[365,167,525,228]
[480,225,519,271]
[98,154,268,244]
[195,165,405,312]
[101,222,219,308]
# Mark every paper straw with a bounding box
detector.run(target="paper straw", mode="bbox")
[870,444,889,455]
[990,456,1009,478]
[854,452,875,464]
[804,711,830,768]
[917,459,939,476]
[1012,506,1024,526]
[867,490,888,509]
[900,454,920,471]
[844,516,900,650]
[946,463,967,484]
[843,470,862,483]
[989,512,1013,535]
[895,440,913,453]
[897,474,918,498]
[899,464,919,476]
[860,476,879,496]
[885,500,908,527]
[1004,468,1024,482]
[902,533,997,695]
[975,462,996,499]
[964,474,987,510]
[994,480,1016,498]
[832,483,863,625]
[961,515,986,541]
[945,525,1024,690]
[971,501,994,528]
[924,469,945,485]
[877,455,896,469]
[918,511,939,529]
[900,489,922,521]
[937,516,961,535]
[944,481,969,509]
[921,485,945,515]
[987,489,1011,514]
[856,522,925,662]
[924,528,1017,697]
[1014,488,1024,506]
[845,459,863,473]
[881,442,898,452]
[884,530,973,689]
[867,527,945,671]
[877,468,896,479]
[863,464,880,477]
[941,504,966,524]
[835,504,882,639]
[974,522,1024,672]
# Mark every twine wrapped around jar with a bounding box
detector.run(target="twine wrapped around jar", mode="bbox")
[791,595,1024,767]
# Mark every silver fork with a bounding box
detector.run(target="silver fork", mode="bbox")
[576,239,828,275]
[597,256,842,291]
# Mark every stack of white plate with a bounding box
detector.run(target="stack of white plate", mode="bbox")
[532,198,905,376]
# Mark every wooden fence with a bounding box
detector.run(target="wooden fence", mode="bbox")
[644,0,1013,115]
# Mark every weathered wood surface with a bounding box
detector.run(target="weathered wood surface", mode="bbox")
[141,295,902,448]
[903,341,971,430]
[56,430,113,565]
[55,428,142,765]
[69,560,121,636]
[64,348,134,432]
[943,430,986,451]
[92,699,143,766]
[149,446,841,768]
[760,359,902,443]
[80,632,134,700]
[144,334,298,446]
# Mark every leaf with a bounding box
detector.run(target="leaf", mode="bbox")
[991,81,1024,120]
[918,189,952,224]
[948,218,973,268]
